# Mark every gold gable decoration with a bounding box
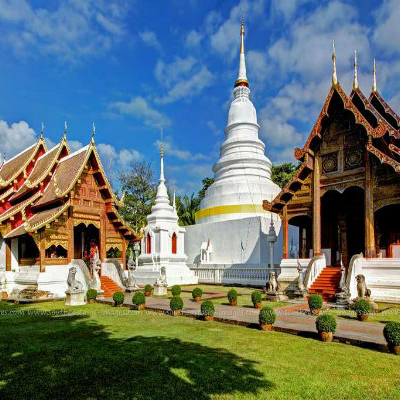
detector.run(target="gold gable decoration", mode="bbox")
[106,238,123,251]
[45,233,68,250]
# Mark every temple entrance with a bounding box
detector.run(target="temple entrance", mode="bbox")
[321,187,364,266]
[74,223,100,261]
[375,204,400,257]
[289,215,312,259]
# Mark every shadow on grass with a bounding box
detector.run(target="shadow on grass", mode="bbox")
[0,303,273,400]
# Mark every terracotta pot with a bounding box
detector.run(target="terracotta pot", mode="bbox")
[260,323,273,331]
[254,302,262,309]
[357,314,369,321]
[319,331,333,342]
[88,299,95,304]
[145,291,151,297]
[137,304,146,311]
[311,308,321,316]
[389,344,400,355]
[230,300,237,307]
[172,309,181,316]
[204,315,214,321]
[2,292,8,299]
[194,297,201,302]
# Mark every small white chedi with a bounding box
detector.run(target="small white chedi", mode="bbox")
[134,145,198,286]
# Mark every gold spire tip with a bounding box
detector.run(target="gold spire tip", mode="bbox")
[372,58,377,93]
[332,40,338,86]
[353,50,358,90]
[240,17,245,54]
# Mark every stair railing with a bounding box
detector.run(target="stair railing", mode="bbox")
[304,254,326,290]
[345,253,364,299]
[101,260,127,289]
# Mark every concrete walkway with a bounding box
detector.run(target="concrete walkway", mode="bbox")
[99,293,388,352]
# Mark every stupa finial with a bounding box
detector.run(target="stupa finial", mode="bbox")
[234,18,249,88]
[160,127,164,182]
[91,122,96,143]
[372,58,377,93]
[353,50,358,90]
[332,40,338,86]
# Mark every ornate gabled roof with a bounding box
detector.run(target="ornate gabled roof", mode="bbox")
[0,187,14,203]
[4,201,70,238]
[9,138,69,202]
[0,136,46,188]
[368,90,400,136]
[0,191,41,223]
[107,205,137,238]
[35,141,122,208]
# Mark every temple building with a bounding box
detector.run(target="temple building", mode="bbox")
[0,127,136,297]
[185,21,298,285]
[135,144,198,285]
[266,46,400,302]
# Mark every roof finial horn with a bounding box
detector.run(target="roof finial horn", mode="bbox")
[353,50,358,90]
[63,121,67,137]
[332,40,338,86]
[40,122,44,138]
[372,58,377,93]
[91,122,96,143]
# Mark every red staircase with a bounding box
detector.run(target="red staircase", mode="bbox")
[100,276,123,298]
[308,266,341,302]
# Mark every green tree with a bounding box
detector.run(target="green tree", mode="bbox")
[271,162,299,188]
[198,177,214,202]
[175,193,200,226]
[118,161,157,232]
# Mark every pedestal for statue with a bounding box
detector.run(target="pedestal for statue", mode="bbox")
[265,271,288,301]
[265,291,288,302]
[65,289,85,306]
[154,284,168,296]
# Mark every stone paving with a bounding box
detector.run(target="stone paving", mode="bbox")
[100,291,388,352]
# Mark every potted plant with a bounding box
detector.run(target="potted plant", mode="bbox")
[259,306,276,331]
[353,298,372,321]
[228,289,238,306]
[308,294,323,316]
[383,322,400,355]
[192,287,203,302]
[315,313,337,342]
[132,291,146,311]
[171,285,181,297]
[201,300,215,321]
[86,289,97,304]
[170,296,184,316]
[113,291,125,307]
[144,284,152,297]
[251,290,263,309]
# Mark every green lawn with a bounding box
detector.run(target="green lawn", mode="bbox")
[0,301,399,399]
[326,304,400,324]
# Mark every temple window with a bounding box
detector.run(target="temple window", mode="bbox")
[172,233,177,254]
[106,247,122,258]
[45,244,67,259]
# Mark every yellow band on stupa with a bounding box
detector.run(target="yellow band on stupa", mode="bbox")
[195,204,270,221]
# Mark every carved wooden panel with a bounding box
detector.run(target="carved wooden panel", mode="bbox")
[344,147,364,170]
[322,152,338,173]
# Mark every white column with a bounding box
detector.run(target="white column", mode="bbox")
[0,237,5,270]
[11,238,18,270]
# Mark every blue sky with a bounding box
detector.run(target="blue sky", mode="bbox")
[0,0,399,195]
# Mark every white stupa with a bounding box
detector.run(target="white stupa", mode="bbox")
[184,21,298,278]
[134,144,198,286]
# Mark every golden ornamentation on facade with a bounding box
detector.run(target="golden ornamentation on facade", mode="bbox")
[73,218,100,228]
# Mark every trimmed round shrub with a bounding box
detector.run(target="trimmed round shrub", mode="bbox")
[316,313,337,333]
[86,289,97,300]
[308,294,323,310]
[113,291,125,305]
[144,284,152,293]
[251,290,263,305]
[192,287,203,299]
[384,322,400,346]
[132,291,146,306]
[170,296,184,311]
[201,300,215,316]
[353,299,372,316]
[171,285,181,296]
[259,306,276,325]
[227,289,238,302]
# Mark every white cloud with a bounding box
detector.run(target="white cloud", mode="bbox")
[0,0,128,62]
[109,96,171,128]
[139,30,162,52]
[373,0,400,56]
[0,119,36,158]
[155,135,209,161]
[155,56,197,88]
[185,30,203,47]
[68,140,84,153]
[206,120,221,137]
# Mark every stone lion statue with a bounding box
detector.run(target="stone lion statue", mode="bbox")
[67,267,83,291]
[356,274,371,298]
[266,271,279,293]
